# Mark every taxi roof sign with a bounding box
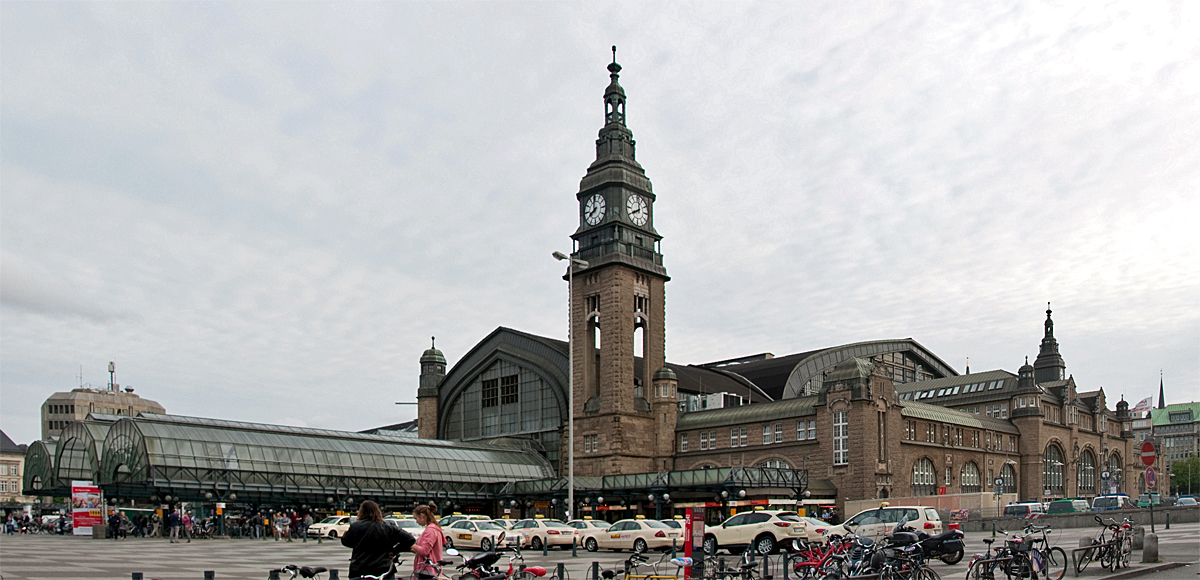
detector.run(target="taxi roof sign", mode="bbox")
[635,514,646,519]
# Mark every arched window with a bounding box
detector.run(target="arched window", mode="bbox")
[961,462,981,493]
[913,458,937,496]
[1077,450,1096,495]
[1001,463,1017,494]
[1043,444,1064,496]
[1106,452,1122,494]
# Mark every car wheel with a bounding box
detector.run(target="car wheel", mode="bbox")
[532,536,543,550]
[703,535,718,555]
[755,534,776,555]
[445,536,455,549]
[481,538,493,552]
[634,538,648,553]
[586,537,598,552]
[328,530,338,539]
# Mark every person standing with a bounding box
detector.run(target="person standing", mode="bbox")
[303,512,313,542]
[168,509,181,543]
[412,505,445,578]
[341,500,414,579]
[181,511,192,543]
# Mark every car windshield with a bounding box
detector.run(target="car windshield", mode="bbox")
[590,521,610,528]
[643,520,670,529]
[477,522,504,531]
[319,517,341,524]
[544,521,572,529]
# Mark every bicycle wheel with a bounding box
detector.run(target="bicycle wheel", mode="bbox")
[1042,548,1066,580]
[1119,537,1132,569]
[1098,544,1115,572]
[1075,544,1094,575]
[1004,554,1031,580]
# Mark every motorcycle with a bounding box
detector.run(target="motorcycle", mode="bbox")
[888,521,965,565]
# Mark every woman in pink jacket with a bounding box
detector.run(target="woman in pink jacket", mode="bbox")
[412,505,444,578]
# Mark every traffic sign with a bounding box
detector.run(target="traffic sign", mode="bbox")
[994,477,1004,487]
[1101,470,1110,480]
[1141,441,1157,466]
[1146,467,1156,488]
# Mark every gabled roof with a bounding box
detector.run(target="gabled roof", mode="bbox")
[900,401,1019,434]
[0,430,27,454]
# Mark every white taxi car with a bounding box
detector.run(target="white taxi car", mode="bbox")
[824,505,942,541]
[702,510,806,555]
[596,517,682,553]
[444,519,517,552]
[307,515,357,539]
[510,518,577,550]
[568,519,614,552]
[384,516,425,535]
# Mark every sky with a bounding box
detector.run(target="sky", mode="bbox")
[2,2,1197,446]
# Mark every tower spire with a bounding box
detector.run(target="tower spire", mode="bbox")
[1158,370,1165,409]
[1033,303,1066,383]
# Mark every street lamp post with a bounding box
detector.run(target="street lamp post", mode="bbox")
[553,251,589,522]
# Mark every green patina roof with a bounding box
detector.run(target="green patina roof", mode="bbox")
[901,400,1019,434]
[1149,402,1200,426]
[676,396,817,431]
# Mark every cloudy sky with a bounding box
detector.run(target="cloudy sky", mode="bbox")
[2,2,1197,446]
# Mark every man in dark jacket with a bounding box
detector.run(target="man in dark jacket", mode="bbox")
[168,509,181,543]
[341,501,415,579]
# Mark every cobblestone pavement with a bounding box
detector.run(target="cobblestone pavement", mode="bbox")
[1,524,1196,580]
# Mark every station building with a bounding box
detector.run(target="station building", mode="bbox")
[24,56,1142,520]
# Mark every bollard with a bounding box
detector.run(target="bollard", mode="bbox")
[132,574,143,580]
[1132,526,1145,550]
[543,540,548,557]
[269,571,280,580]
[1141,533,1159,563]
[672,538,677,559]
[762,557,772,580]
[205,572,215,580]
[991,521,996,538]
[318,532,322,544]
[593,561,601,580]
[572,537,577,558]
[1165,511,1170,530]
[330,571,339,580]
[558,563,566,580]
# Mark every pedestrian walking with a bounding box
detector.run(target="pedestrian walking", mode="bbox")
[168,509,181,543]
[302,512,313,542]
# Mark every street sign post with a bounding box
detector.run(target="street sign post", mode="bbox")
[1141,441,1157,466]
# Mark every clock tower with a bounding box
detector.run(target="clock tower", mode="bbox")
[566,49,675,478]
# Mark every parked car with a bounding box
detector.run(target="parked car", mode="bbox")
[796,516,833,545]
[703,509,807,555]
[659,519,683,529]
[1047,499,1090,514]
[825,505,943,541]
[1092,495,1137,511]
[384,516,425,534]
[596,517,682,552]
[444,519,518,552]
[1003,502,1046,517]
[307,515,356,538]
[568,519,613,552]
[1136,493,1163,507]
[510,518,577,550]
[1175,496,1197,507]
[439,514,492,527]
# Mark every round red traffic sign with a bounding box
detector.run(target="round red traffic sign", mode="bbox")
[1141,441,1157,466]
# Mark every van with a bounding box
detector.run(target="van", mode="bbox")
[824,505,942,541]
[1002,503,1046,517]
[1046,499,1090,514]
[1091,495,1136,511]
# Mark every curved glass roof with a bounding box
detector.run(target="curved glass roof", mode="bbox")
[98,413,554,502]
[22,439,58,495]
[53,415,117,486]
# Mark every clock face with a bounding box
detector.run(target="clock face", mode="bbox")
[626,194,649,226]
[584,194,606,226]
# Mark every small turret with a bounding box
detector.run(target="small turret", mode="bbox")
[1033,304,1067,383]
[417,337,446,439]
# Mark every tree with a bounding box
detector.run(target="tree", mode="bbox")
[1170,456,1200,496]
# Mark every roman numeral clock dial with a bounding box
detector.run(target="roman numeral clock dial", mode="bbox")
[626,194,648,226]
[584,193,606,226]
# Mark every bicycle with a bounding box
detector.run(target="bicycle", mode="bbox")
[1019,524,1065,580]
[270,564,329,579]
[1074,516,1126,575]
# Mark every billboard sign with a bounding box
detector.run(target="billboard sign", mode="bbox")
[71,481,103,536]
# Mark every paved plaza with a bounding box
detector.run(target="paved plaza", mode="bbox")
[0,523,1196,580]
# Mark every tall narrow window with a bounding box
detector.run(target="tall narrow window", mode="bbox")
[700,431,709,450]
[774,423,783,443]
[807,421,816,440]
[740,428,747,447]
[482,379,499,408]
[680,434,688,452]
[763,425,771,445]
[913,458,936,495]
[961,462,981,493]
[731,428,739,447]
[833,411,849,464]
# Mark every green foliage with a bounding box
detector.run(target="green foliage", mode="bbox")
[1170,456,1200,495]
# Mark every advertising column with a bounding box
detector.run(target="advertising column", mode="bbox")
[71,481,103,536]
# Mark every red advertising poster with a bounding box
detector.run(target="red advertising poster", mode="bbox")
[71,481,103,536]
